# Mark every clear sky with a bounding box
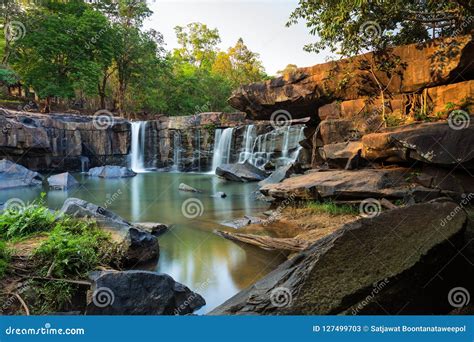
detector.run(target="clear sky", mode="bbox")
[144,0,332,76]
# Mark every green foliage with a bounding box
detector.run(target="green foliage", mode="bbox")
[0,240,10,278]
[305,201,358,216]
[288,0,472,57]
[0,194,56,240]
[31,280,75,315]
[0,66,19,86]
[34,217,117,279]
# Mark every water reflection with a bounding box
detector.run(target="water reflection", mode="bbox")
[0,172,281,313]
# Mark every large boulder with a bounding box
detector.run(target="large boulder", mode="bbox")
[47,172,79,190]
[210,201,468,315]
[229,35,474,120]
[59,198,158,264]
[88,165,136,178]
[86,270,205,315]
[258,164,299,187]
[362,120,474,168]
[260,168,441,201]
[0,159,43,190]
[321,141,364,169]
[216,162,268,182]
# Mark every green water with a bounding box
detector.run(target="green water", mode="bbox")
[0,172,284,313]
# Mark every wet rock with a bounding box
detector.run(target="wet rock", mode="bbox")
[362,121,474,168]
[319,120,359,145]
[59,198,158,264]
[220,216,263,229]
[134,222,169,237]
[86,270,205,315]
[88,166,136,178]
[178,183,201,193]
[216,162,268,182]
[0,159,43,190]
[258,164,299,187]
[47,172,79,190]
[321,142,365,169]
[209,201,468,315]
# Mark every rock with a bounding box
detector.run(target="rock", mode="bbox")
[427,80,474,116]
[216,162,268,182]
[260,168,441,201]
[86,270,205,315]
[321,142,364,169]
[263,161,276,171]
[209,201,468,315]
[47,172,79,190]
[229,35,474,120]
[88,165,136,178]
[59,198,158,264]
[258,164,298,187]
[211,192,227,198]
[362,121,474,168]
[0,159,43,190]
[178,183,201,193]
[319,120,359,145]
[220,216,263,229]
[134,222,169,237]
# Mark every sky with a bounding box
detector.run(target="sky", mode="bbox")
[144,0,333,76]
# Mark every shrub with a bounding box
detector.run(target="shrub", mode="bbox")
[0,240,10,278]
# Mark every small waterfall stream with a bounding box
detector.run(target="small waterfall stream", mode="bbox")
[131,121,147,173]
[211,127,235,172]
[172,131,182,172]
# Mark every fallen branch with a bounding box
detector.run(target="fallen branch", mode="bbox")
[32,277,91,286]
[13,292,30,316]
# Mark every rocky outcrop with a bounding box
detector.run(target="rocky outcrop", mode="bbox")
[0,159,43,190]
[210,201,468,315]
[216,162,268,182]
[59,198,158,264]
[362,120,474,168]
[260,168,444,201]
[86,270,205,315]
[229,35,474,120]
[47,172,79,190]
[88,165,136,178]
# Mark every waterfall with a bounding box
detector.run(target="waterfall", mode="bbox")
[131,121,147,173]
[172,131,182,172]
[80,156,89,173]
[211,127,234,172]
[238,125,256,163]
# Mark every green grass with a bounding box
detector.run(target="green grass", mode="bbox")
[305,201,358,216]
[0,194,56,240]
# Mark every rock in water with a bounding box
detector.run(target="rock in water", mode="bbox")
[134,222,169,237]
[0,159,43,190]
[216,162,268,182]
[178,183,201,193]
[88,165,136,178]
[86,271,206,315]
[47,172,79,190]
[59,198,158,265]
[209,201,468,315]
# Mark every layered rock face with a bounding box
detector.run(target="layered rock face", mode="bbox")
[229,35,474,120]
[210,201,469,315]
[0,109,130,172]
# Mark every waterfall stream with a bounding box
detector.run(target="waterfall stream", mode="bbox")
[211,127,235,172]
[131,121,147,173]
[172,131,182,172]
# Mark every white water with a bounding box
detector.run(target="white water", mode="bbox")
[130,121,147,173]
[211,127,235,172]
[172,131,182,172]
[238,125,256,163]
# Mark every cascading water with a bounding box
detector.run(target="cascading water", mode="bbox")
[211,127,235,172]
[238,125,256,163]
[172,131,182,172]
[130,121,147,173]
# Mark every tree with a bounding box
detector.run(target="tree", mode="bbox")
[174,22,221,68]
[277,64,298,76]
[212,38,266,86]
[288,0,473,57]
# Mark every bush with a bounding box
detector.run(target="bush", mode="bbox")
[0,194,56,239]
[34,218,119,278]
